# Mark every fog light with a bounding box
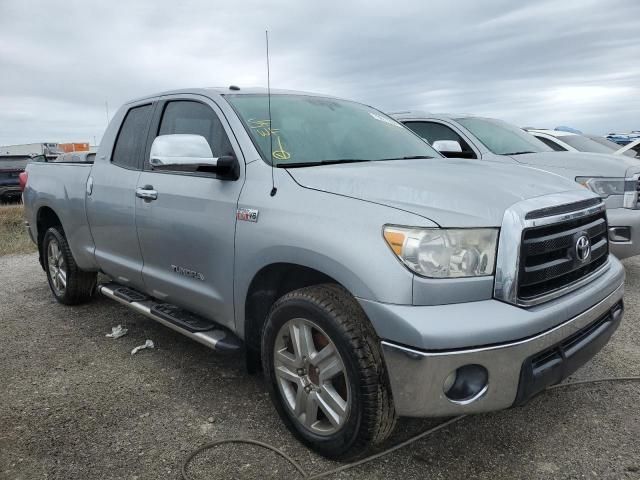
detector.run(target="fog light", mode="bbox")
[443,364,489,404]
[608,226,631,243]
[443,370,457,393]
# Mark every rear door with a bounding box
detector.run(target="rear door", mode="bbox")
[86,102,154,288]
[134,96,244,330]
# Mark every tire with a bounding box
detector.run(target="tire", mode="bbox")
[42,227,97,305]
[262,284,396,460]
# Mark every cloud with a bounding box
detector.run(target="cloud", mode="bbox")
[0,0,638,144]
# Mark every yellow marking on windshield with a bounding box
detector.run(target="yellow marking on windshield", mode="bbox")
[248,119,272,129]
[249,119,279,137]
[256,127,280,137]
[272,136,291,160]
[248,119,291,160]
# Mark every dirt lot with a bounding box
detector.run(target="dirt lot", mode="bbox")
[1,253,639,480]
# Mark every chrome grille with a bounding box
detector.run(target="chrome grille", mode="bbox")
[518,209,608,302]
[494,191,610,308]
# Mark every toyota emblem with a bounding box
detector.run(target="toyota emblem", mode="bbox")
[575,235,591,263]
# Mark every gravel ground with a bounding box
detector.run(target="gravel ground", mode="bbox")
[1,253,639,480]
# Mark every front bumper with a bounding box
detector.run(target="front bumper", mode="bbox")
[607,207,640,259]
[381,282,624,417]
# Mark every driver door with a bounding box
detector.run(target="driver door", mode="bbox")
[134,97,244,330]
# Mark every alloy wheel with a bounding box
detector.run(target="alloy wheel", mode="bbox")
[273,318,350,436]
[47,238,67,295]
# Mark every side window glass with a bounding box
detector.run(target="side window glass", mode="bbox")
[536,136,567,151]
[157,101,233,159]
[112,104,153,169]
[405,121,477,159]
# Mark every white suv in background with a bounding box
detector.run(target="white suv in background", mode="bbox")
[391,112,640,259]
[526,129,638,158]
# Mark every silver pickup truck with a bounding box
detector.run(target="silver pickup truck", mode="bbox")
[392,112,640,259]
[23,88,625,459]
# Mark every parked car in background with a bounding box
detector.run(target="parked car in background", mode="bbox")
[615,138,640,159]
[607,132,640,146]
[391,112,640,259]
[0,154,32,202]
[21,87,626,459]
[525,129,637,158]
[587,135,638,157]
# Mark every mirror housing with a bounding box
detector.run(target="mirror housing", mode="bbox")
[149,134,238,178]
[432,140,463,154]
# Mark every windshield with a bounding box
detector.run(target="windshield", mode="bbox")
[588,135,637,157]
[560,135,619,154]
[225,94,439,166]
[456,117,552,155]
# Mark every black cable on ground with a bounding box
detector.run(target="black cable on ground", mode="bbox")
[181,375,640,480]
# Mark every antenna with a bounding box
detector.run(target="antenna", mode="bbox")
[266,30,277,197]
[105,100,110,127]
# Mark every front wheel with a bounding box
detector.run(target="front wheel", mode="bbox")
[43,227,97,305]
[262,284,396,460]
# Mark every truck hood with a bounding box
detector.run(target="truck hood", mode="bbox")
[287,158,588,227]
[512,151,640,178]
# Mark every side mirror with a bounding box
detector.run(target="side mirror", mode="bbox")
[149,134,238,178]
[432,140,463,154]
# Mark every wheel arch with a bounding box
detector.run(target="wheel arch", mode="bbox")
[36,206,64,269]
[243,262,355,372]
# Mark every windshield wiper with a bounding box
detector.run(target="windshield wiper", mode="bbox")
[383,155,434,160]
[276,159,372,168]
[503,151,535,155]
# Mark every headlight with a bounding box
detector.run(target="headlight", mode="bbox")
[383,226,498,278]
[575,177,625,198]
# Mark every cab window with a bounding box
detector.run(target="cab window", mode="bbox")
[405,121,477,159]
[157,101,233,158]
[112,104,153,170]
[536,136,567,151]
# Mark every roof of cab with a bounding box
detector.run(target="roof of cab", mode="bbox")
[125,87,345,105]
[389,111,480,121]
[525,128,577,137]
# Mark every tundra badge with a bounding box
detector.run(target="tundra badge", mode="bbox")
[171,265,205,281]
[237,208,259,223]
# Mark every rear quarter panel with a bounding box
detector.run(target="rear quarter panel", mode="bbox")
[24,163,98,270]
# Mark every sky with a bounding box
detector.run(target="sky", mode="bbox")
[1,0,638,145]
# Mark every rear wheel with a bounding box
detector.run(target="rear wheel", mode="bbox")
[262,284,396,460]
[43,227,96,305]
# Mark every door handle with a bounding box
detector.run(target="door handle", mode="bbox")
[135,186,158,201]
[86,176,94,196]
